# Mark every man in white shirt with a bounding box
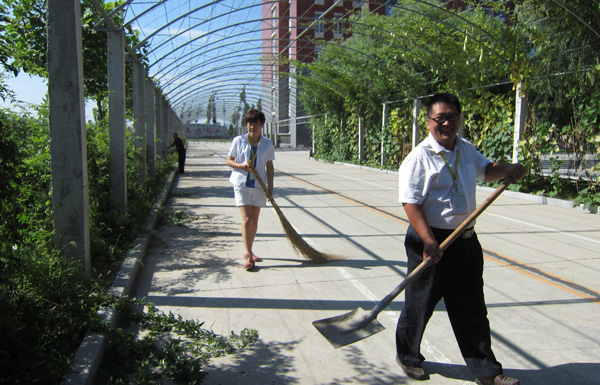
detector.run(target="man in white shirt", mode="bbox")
[396,93,525,385]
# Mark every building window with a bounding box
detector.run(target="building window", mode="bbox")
[333,13,343,38]
[316,0,324,5]
[314,44,324,59]
[314,12,325,38]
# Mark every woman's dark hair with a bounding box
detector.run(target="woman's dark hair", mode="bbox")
[245,109,266,124]
[426,93,461,116]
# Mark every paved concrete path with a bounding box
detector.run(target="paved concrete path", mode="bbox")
[132,141,600,385]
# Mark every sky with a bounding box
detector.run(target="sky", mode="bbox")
[0,72,96,120]
[1,73,45,110]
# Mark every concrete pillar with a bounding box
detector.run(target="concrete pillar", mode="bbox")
[154,89,162,158]
[47,0,90,276]
[107,30,127,212]
[133,61,146,190]
[340,118,343,154]
[513,81,528,164]
[289,66,297,148]
[381,102,388,166]
[358,116,364,163]
[412,98,421,149]
[168,106,174,138]
[145,78,156,178]
[161,97,168,156]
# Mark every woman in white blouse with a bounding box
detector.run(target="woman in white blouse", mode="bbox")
[226,109,275,270]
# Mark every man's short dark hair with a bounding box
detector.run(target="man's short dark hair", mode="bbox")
[245,109,266,124]
[426,93,461,116]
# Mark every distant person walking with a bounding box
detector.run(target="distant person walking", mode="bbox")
[168,133,186,173]
[226,109,275,270]
[396,93,525,385]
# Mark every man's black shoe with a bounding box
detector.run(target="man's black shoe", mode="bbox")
[396,356,429,380]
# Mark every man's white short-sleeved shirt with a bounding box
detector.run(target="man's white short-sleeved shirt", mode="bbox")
[398,134,490,229]
[228,134,275,187]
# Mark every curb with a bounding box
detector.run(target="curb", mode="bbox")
[60,168,177,385]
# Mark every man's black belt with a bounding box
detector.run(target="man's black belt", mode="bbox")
[462,228,474,238]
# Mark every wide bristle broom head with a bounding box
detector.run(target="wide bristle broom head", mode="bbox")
[253,170,344,263]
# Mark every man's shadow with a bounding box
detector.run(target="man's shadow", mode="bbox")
[423,361,600,384]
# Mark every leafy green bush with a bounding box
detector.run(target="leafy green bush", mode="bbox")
[1,103,257,385]
[99,300,258,385]
[0,106,102,384]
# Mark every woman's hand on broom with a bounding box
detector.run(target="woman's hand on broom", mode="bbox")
[242,160,255,173]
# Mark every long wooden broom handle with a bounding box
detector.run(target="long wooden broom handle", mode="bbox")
[363,178,513,322]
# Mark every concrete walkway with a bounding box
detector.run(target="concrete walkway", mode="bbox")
[132,141,600,385]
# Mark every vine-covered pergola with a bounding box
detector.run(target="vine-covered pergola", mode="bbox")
[47,0,598,274]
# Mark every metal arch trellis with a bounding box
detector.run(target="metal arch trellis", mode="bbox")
[161,50,265,94]
[167,68,267,111]
[168,72,265,107]
[216,0,378,114]
[120,0,166,30]
[167,64,266,106]
[88,0,599,126]
[150,17,267,89]
[176,78,265,103]
[169,51,353,117]
[152,35,266,85]
[93,0,267,111]
[143,4,375,112]
[91,0,492,113]
[135,2,265,63]
[117,1,295,119]
[173,63,357,125]
[164,22,434,112]
[129,0,222,53]
[149,27,269,80]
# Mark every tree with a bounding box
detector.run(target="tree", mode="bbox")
[230,105,241,129]
[206,92,216,124]
[239,86,250,126]
[0,0,149,120]
[212,93,217,124]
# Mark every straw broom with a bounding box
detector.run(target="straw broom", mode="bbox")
[252,169,343,263]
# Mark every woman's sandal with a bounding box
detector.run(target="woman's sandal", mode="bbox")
[243,253,255,270]
[251,253,262,262]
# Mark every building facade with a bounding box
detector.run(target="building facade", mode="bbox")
[261,0,388,148]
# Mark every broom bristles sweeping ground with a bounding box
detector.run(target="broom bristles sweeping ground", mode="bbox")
[252,170,344,263]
